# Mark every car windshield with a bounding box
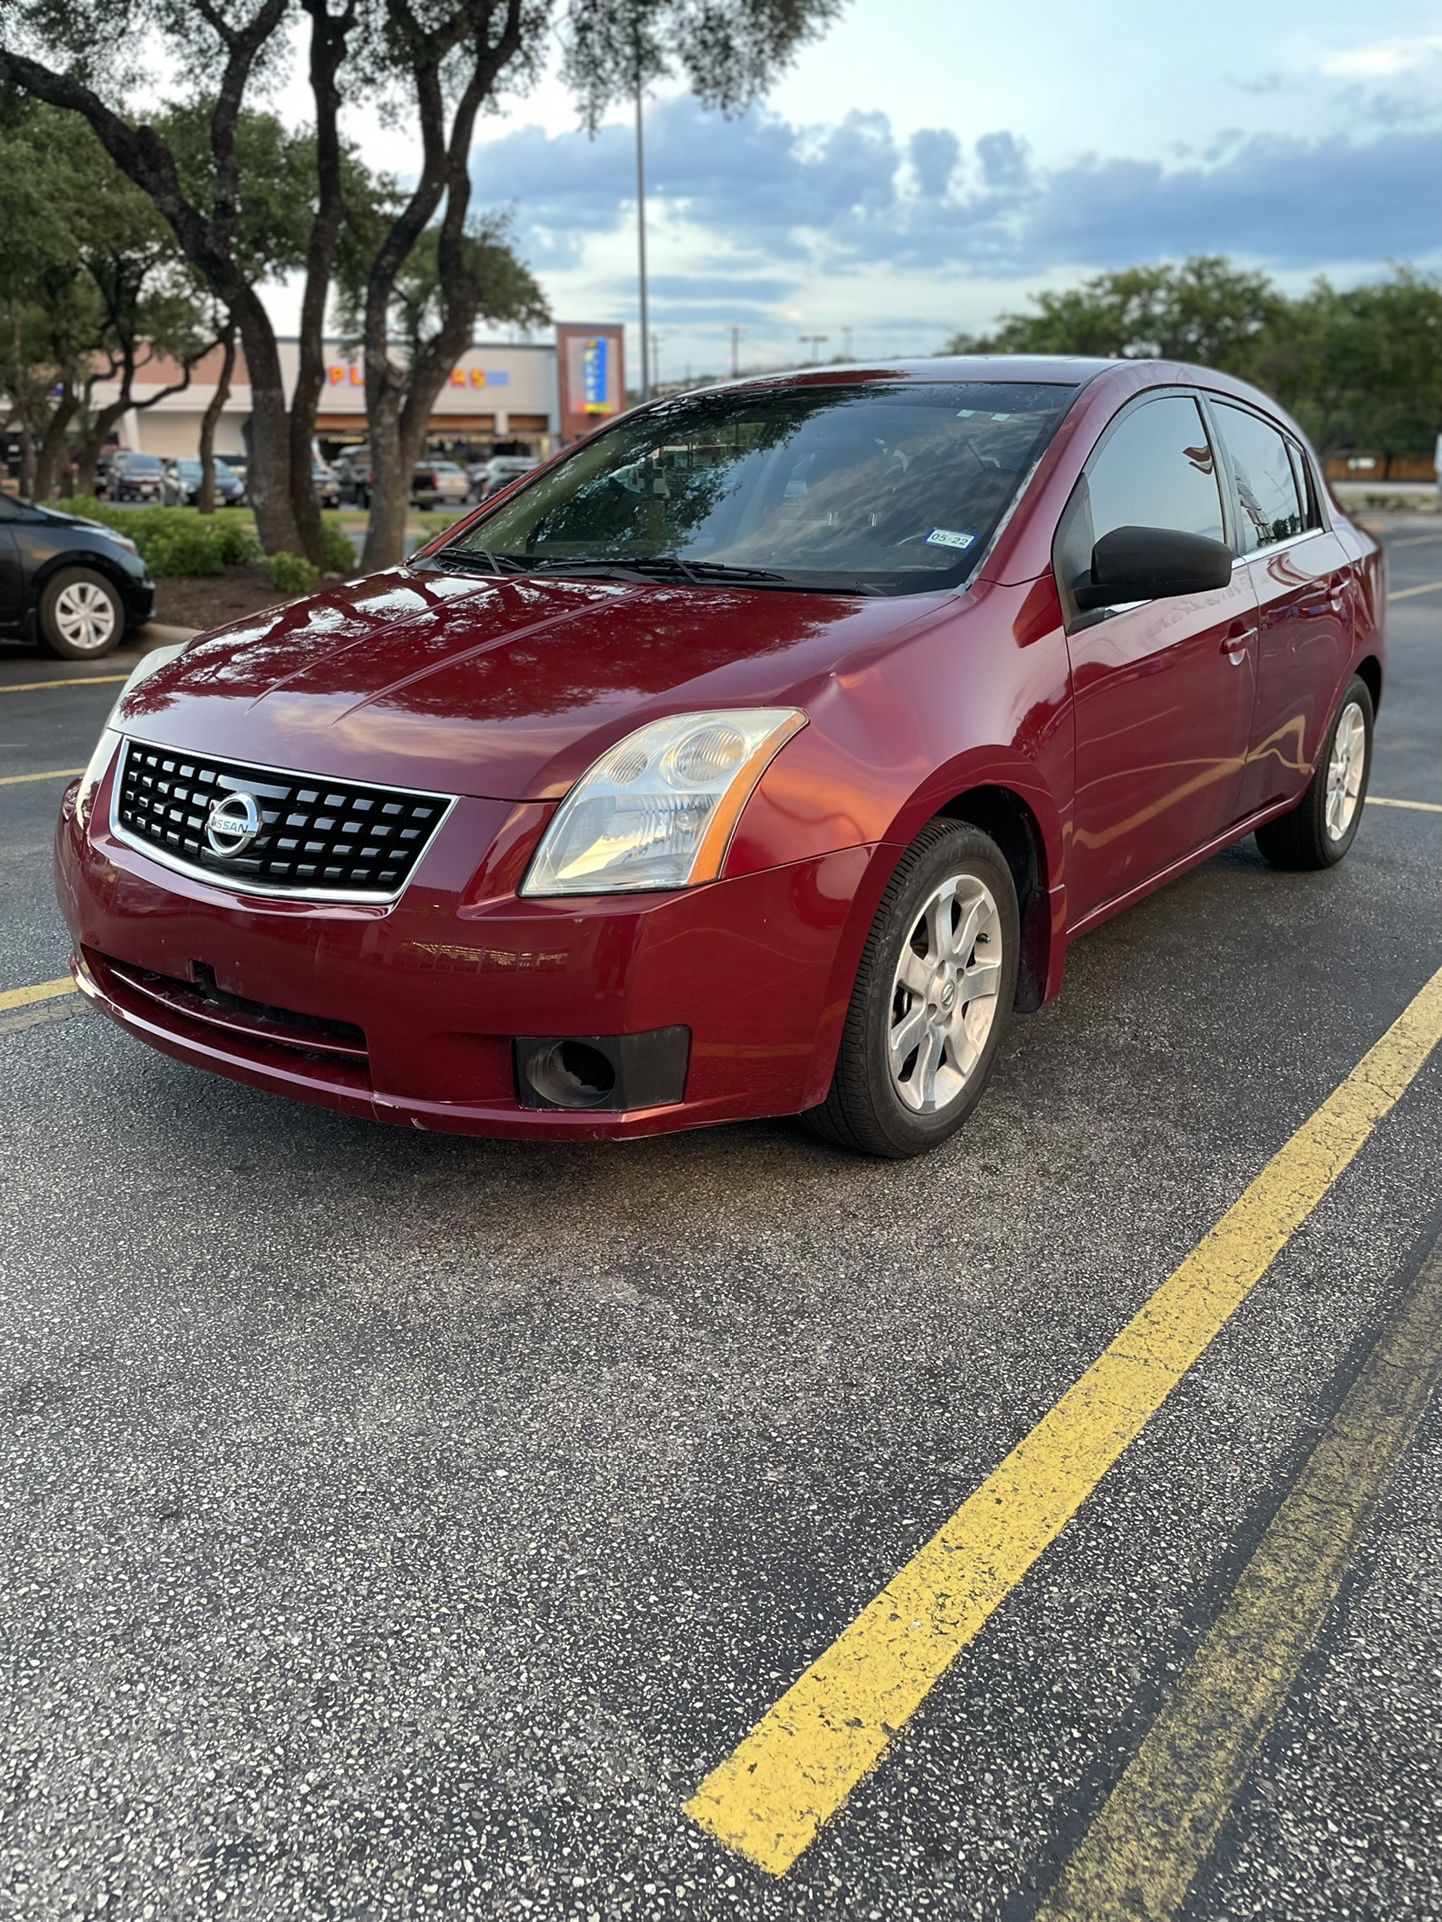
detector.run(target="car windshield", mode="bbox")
[123,456,165,474]
[441,380,1074,595]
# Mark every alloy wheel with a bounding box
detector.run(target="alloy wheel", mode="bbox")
[887,873,1003,1114]
[1325,700,1366,841]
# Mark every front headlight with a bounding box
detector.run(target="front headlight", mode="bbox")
[521,708,807,897]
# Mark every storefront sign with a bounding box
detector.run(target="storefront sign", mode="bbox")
[325,364,512,389]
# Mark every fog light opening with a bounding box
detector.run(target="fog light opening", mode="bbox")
[525,1039,618,1110]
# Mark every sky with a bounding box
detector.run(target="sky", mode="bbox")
[271,0,1442,381]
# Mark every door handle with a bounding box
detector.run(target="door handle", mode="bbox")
[1220,620,1255,658]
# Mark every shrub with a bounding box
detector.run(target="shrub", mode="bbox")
[266,550,320,594]
[142,518,228,578]
[321,517,357,575]
[212,518,261,567]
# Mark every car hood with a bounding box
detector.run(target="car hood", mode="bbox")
[33,504,125,539]
[115,564,953,801]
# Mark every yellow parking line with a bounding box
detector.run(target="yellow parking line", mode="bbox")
[1371,795,1442,814]
[685,965,1442,1876]
[0,766,84,787]
[0,673,128,694]
[1040,1231,1442,1922]
[0,977,75,1012]
[1388,578,1442,601]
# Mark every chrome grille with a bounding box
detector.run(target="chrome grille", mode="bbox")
[113,740,452,900]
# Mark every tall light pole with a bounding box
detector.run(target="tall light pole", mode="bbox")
[798,332,829,364]
[634,40,650,402]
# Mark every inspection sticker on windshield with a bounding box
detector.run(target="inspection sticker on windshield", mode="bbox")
[925,527,975,551]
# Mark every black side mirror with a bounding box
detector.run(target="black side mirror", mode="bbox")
[1073,525,1234,612]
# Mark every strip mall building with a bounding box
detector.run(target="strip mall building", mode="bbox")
[97,323,626,464]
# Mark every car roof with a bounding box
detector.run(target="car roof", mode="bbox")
[695,353,1311,446]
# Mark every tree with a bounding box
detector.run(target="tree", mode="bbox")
[0,1,356,561]
[948,257,1288,376]
[336,208,549,561]
[0,98,218,499]
[0,0,844,566]
[1258,268,1442,472]
[945,256,1442,467]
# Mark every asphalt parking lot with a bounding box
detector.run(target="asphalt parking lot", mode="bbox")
[2,522,1440,1921]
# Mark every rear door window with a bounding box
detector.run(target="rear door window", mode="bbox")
[1215,403,1305,553]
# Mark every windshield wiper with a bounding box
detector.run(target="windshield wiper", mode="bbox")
[426,549,882,596]
[424,548,528,576]
[523,555,883,595]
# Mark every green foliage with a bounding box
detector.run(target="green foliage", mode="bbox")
[320,517,358,575]
[415,510,466,539]
[266,551,320,594]
[140,518,228,578]
[335,215,550,361]
[42,499,261,574]
[950,257,1288,372]
[948,258,1442,458]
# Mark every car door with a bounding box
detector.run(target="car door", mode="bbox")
[1208,400,1354,819]
[0,496,23,627]
[1056,391,1258,922]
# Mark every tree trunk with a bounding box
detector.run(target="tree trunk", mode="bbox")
[33,384,78,501]
[17,417,35,500]
[74,396,129,498]
[359,375,409,572]
[285,0,353,569]
[232,293,306,556]
[198,325,237,515]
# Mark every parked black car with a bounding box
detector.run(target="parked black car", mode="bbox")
[0,495,154,658]
[162,457,246,507]
[100,452,168,502]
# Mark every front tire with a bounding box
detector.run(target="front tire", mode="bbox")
[803,821,1020,1158]
[37,566,125,661]
[1255,676,1374,870]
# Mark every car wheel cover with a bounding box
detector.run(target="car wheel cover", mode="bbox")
[1325,700,1366,841]
[887,873,1003,1114]
[53,580,117,652]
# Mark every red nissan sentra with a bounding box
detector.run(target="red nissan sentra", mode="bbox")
[56,358,1384,1157]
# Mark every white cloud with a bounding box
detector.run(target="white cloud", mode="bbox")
[1317,33,1442,77]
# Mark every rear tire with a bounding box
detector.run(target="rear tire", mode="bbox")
[1255,675,1373,870]
[37,566,125,661]
[802,821,1020,1158]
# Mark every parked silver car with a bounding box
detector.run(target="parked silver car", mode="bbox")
[412,460,471,510]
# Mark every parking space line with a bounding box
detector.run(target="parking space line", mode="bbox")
[0,766,84,788]
[684,965,1442,1877]
[1387,532,1442,548]
[1038,1228,1442,1922]
[1370,796,1442,814]
[1388,578,1442,602]
[0,977,75,1012]
[0,674,129,695]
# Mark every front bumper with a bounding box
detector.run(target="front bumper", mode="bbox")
[120,574,155,627]
[56,755,879,1140]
